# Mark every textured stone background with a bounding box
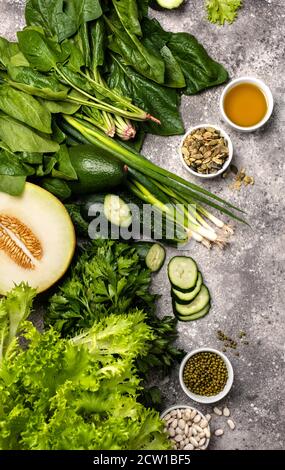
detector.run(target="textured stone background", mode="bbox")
[0,0,284,450]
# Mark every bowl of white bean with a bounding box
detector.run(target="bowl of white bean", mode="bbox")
[161,404,211,450]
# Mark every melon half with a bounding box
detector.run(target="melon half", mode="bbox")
[0,183,75,294]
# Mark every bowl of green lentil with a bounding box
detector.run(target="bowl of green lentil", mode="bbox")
[179,348,234,404]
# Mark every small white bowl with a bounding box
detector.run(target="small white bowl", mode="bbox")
[220,76,274,132]
[179,124,233,179]
[179,348,234,404]
[161,404,210,449]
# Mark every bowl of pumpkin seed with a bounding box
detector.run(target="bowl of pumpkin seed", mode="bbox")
[179,347,234,404]
[179,124,233,179]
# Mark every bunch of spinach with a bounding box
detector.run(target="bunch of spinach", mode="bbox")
[0,0,229,196]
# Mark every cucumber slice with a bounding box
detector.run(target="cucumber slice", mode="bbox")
[174,285,210,316]
[145,243,166,272]
[175,303,211,322]
[172,272,203,303]
[104,194,132,228]
[155,0,184,9]
[168,256,198,291]
[134,242,156,260]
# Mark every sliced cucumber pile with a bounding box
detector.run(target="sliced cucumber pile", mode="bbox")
[168,256,211,322]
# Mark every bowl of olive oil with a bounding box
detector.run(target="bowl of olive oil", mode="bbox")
[220,77,273,132]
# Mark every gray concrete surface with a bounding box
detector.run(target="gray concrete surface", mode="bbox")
[0,0,284,450]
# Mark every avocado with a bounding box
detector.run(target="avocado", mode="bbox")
[67,144,127,195]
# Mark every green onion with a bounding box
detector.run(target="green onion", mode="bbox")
[63,114,247,247]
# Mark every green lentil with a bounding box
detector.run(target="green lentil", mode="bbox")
[183,352,228,396]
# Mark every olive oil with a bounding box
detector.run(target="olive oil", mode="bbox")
[224,83,268,127]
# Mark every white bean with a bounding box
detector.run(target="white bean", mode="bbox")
[190,410,197,420]
[175,434,183,442]
[164,413,171,421]
[213,407,222,416]
[199,437,206,446]
[172,419,178,429]
[178,419,186,430]
[189,437,199,447]
[184,410,191,420]
[177,409,182,419]
[205,414,212,422]
[184,443,194,450]
[223,407,230,417]
[194,425,203,433]
[200,419,208,428]
[204,428,211,439]
[168,427,175,437]
[184,423,189,435]
[227,419,236,430]
[214,429,224,436]
[193,414,201,423]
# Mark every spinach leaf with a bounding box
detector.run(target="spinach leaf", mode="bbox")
[90,18,105,70]
[140,19,185,88]
[160,45,186,88]
[0,113,59,153]
[75,23,91,68]
[137,0,150,19]
[25,0,102,42]
[7,66,69,100]
[36,155,58,176]
[141,17,170,47]
[167,32,229,94]
[20,152,43,165]
[112,0,142,36]
[52,145,78,181]
[107,55,184,136]
[0,84,52,134]
[17,28,69,72]
[107,15,165,84]
[41,177,72,200]
[64,40,85,73]
[0,37,29,69]
[0,150,34,176]
[51,120,66,144]
[0,175,26,196]
[57,66,93,94]
[40,98,80,115]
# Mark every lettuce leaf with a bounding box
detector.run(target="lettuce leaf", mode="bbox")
[0,283,36,365]
[0,314,170,450]
[206,0,243,25]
